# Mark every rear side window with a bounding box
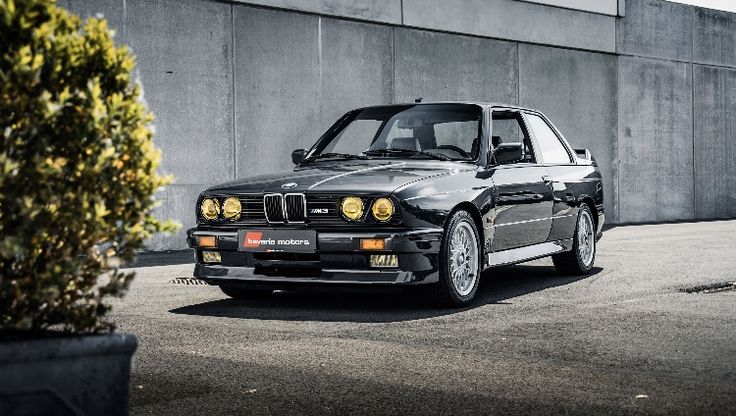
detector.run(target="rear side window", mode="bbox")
[526,114,571,164]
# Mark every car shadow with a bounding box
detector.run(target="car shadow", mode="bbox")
[168,264,603,323]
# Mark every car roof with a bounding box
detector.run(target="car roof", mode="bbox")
[355,101,542,113]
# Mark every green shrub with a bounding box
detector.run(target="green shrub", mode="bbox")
[0,0,176,332]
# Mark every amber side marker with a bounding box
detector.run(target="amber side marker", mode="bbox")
[360,238,386,250]
[198,235,216,248]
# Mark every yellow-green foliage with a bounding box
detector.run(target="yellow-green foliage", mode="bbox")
[0,0,177,332]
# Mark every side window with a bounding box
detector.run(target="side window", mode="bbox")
[525,114,571,164]
[491,112,536,163]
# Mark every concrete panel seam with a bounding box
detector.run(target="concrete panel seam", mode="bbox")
[318,17,322,92]
[614,54,620,223]
[691,6,695,68]
[516,43,520,106]
[619,53,736,72]
[616,55,621,222]
[231,3,237,180]
[122,0,126,43]
[317,17,323,121]
[691,61,695,220]
[391,26,396,103]
[692,61,736,71]
[690,10,695,215]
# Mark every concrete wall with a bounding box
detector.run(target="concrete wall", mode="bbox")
[64,0,736,249]
[519,45,619,221]
[693,65,736,219]
[617,57,694,222]
[526,0,621,15]
[616,0,736,223]
[402,0,616,52]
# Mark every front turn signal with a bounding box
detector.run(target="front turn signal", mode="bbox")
[197,235,216,248]
[360,238,386,250]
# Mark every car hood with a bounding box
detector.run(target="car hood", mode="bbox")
[205,160,475,195]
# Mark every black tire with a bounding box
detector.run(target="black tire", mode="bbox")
[552,204,596,275]
[219,285,272,299]
[434,210,482,307]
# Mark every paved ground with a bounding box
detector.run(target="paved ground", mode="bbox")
[113,221,736,415]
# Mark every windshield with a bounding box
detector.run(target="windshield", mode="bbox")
[309,104,482,161]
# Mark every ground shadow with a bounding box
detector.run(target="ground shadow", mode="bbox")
[169,264,603,323]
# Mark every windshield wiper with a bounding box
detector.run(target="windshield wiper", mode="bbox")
[363,148,451,161]
[303,152,368,163]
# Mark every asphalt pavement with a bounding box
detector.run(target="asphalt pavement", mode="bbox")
[112,220,736,415]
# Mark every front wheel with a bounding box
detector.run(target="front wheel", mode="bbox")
[552,205,596,275]
[434,210,482,307]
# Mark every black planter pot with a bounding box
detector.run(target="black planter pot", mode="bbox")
[0,333,137,416]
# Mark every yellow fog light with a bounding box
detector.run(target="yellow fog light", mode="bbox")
[200,198,220,220]
[371,198,394,222]
[222,197,241,220]
[370,254,398,268]
[340,196,364,221]
[202,251,221,263]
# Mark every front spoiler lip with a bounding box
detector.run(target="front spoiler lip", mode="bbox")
[194,264,439,285]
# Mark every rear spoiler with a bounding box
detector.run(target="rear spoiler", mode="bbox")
[574,148,597,165]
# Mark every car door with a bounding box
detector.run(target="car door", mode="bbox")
[489,110,554,252]
[523,112,578,242]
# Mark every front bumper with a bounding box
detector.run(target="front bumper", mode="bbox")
[186,227,443,287]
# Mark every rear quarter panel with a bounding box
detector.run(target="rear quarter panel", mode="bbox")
[547,163,604,241]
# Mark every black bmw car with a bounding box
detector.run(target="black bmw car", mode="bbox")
[186,102,604,306]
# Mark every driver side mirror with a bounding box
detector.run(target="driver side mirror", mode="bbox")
[490,143,524,165]
[291,149,306,165]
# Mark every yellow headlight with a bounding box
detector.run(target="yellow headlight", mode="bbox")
[340,196,364,221]
[222,197,241,220]
[200,198,220,220]
[371,198,394,222]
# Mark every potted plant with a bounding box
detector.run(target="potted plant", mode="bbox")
[0,1,176,415]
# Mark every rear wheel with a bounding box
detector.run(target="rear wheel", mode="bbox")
[552,205,596,275]
[219,285,272,299]
[434,210,481,307]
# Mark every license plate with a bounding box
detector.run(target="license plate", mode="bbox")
[237,229,317,253]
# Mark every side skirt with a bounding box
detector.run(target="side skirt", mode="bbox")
[485,238,574,268]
